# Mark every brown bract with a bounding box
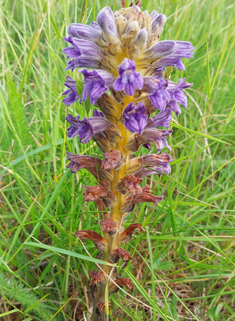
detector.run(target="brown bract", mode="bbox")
[110,248,132,263]
[93,132,117,153]
[120,223,144,244]
[116,175,142,195]
[75,230,106,251]
[101,219,118,236]
[102,150,124,170]
[97,93,118,120]
[83,185,116,207]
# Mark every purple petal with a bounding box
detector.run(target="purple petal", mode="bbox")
[167,100,181,116]
[72,38,104,60]
[125,82,136,96]
[147,109,172,128]
[66,113,111,143]
[65,58,100,71]
[150,10,159,19]
[113,77,124,91]
[68,23,102,42]
[62,76,79,106]
[80,69,115,104]
[148,79,171,111]
[173,90,187,108]
[142,40,176,60]
[113,58,143,96]
[93,109,104,117]
[133,29,148,50]
[154,41,194,70]
[119,59,136,75]
[123,103,148,134]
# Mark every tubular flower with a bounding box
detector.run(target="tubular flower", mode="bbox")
[62,4,193,320]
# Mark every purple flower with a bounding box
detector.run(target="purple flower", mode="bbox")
[141,40,176,60]
[62,76,79,106]
[167,78,192,116]
[65,59,100,71]
[147,109,172,129]
[113,59,143,96]
[122,103,148,134]
[68,23,102,42]
[93,109,104,118]
[148,79,171,111]
[66,113,111,143]
[134,164,171,178]
[63,36,105,71]
[80,69,115,105]
[141,128,173,153]
[154,41,194,70]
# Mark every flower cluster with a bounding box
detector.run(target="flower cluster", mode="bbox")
[63,5,193,320]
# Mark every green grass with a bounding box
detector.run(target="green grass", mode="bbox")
[0,0,235,320]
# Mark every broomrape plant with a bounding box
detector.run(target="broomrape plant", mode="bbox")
[62,4,193,320]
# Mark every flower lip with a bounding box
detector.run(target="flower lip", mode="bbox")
[122,102,148,134]
[147,109,172,129]
[66,113,111,143]
[80,69,115,105]
[148,78,171,112]
[113,58,143,96]
[62,76,79,106]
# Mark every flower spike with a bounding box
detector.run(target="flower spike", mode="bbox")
[62,4,193,320]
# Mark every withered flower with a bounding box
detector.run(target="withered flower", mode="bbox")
[66,152,113,187]
[96,302,106,315]
[115,175,142,195]
[101,219,118,236]
[83,185,116,207]
[102,150,124,170]
[88,270,105,288]
[109,278,133,294]
[122,190,163,213]
[109,248,132,263]
[120,223,144,244]
[75,230,106,251]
